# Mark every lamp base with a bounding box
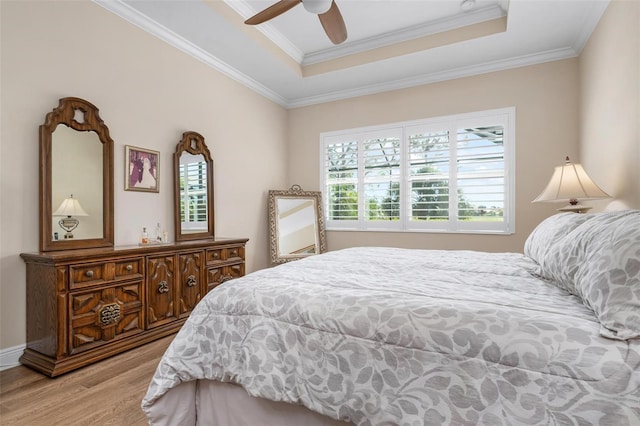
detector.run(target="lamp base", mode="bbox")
[58,216,79,238]
[557,203,592,213]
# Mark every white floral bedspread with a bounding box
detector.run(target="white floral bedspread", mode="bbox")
[142,247,640,425]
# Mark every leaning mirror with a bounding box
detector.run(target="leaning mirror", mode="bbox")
[268,185,327,264]
[174,131,214,242]
[40,97,114,252]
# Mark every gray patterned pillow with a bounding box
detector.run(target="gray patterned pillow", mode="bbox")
[540,210,640,340]
[524,212,594,265]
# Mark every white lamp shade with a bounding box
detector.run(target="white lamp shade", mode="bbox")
[533,158,610,203]
[53,196,89,217]
[302,0,333,14]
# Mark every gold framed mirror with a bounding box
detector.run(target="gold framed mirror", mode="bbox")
[173,131,214,242]
[268,185,327,264]
[40,97,114,252]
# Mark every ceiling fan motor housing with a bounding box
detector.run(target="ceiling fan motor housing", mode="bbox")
[302,0,333,14]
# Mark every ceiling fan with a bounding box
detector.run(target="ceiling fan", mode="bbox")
[244,0,348,45]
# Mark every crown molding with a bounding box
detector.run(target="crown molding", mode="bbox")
[222,0,305,63]
[93,1,584,110]
[93,0,289,107]
[303,5,506,65]
[571,0,610,54]
[286,47,579,108]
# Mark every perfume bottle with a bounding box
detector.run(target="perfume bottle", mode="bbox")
[155,222,162,242]
[141,227,149,244]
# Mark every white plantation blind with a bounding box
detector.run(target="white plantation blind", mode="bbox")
[408,128,450,222]
[456,126,505,221]
[320,108,515,234]
[179,160,208,230]
[363,135,401,223]
[325,139,359,221]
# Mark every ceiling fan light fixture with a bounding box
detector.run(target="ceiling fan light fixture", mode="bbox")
[302,0,333,15]
[460,0,476,11]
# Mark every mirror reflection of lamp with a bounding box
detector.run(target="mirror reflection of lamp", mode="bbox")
[53,194,88,239]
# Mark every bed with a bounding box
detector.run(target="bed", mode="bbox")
[142,210,640,425]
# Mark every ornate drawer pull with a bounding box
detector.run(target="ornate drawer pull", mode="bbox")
[212,252,220,259]
[230,250,238,257]
[98,303,121,326]
[85,270,94,278]
[186,275,197,287]
[158,281,169,294]
[125,264,133,272]
[220,275,233,283]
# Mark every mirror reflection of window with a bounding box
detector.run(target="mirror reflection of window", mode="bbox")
[179,153,207,233]
[277,198,318,255]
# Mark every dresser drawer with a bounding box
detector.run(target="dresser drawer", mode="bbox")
[70,262,109,289]
[207,264,245,292]
[69,281,143,354]
[206,245,245,265]
[114,258,143,280]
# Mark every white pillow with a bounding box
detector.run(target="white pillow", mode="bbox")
[524,212,594,265]
[540,210,640,340]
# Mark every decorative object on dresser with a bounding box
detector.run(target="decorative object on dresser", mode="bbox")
[39,97,114,252]
[268,185,327,264]
[20,239,247,377]
[125,145,160,193]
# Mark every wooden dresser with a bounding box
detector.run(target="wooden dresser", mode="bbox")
[20,238,248,377]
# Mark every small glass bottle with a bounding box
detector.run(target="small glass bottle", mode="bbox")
[141,227,149,244]
[155,222,162,242]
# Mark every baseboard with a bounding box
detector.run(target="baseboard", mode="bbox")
[0,344,25,371]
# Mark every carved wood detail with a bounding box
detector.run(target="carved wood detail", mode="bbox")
[178,252,203,318]
[147,256,175,329]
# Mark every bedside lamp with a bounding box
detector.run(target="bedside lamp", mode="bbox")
[53,194,88,239]
[533,156,610,213]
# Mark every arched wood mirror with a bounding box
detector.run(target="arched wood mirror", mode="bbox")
[40,97,114,252]
[268,185,327,264]
[173,131,214,242]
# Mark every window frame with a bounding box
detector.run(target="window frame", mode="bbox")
[319,107,516,235]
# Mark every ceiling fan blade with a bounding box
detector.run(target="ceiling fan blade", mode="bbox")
[318,0,347,44]
[245,0,301,25]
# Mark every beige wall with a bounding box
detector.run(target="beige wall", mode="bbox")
[288,59,581,253]
[579,0,640,211]
[0,1,288,350]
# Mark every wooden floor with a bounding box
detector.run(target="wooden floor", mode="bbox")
[0,335,174,425]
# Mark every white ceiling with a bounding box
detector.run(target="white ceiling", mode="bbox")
[95,0,609,108]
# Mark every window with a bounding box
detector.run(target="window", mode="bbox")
[320,108,515,234]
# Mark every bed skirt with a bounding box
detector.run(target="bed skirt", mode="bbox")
[146,380,351,425]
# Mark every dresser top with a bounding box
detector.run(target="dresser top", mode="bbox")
[21,237,249,263]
